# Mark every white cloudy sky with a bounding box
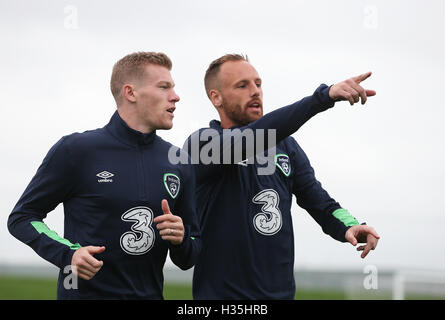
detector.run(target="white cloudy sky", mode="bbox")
[1,0,444,274]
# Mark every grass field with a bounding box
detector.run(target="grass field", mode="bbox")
[0,275,442,300]
[0,276,345,300]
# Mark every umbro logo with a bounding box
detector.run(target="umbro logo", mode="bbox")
[97,171,114,183]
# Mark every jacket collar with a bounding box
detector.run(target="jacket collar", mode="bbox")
[209,119,243,130]
[106,110,157,147]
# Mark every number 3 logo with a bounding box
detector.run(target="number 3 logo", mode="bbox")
[120,206,155,255]
[252,189,282,236]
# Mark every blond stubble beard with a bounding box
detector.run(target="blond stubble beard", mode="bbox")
[221,99,262,127]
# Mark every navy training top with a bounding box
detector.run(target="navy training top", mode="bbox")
[186,84,360,299]
[8,111,201,299]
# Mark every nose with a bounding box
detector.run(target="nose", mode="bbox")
[250,82,261,98]
[170,90,180,103]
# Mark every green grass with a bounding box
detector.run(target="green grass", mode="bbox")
[163,283,193,300]
[0,275,443,300]
[0,276,193,300]
[294,288,346,300]
[0,276,57,300]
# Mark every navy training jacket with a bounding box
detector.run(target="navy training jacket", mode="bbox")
[8,111,201,299]
[187,84,360,299]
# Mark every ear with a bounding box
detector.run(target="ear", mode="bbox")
[209,89,223,109]
[122,84,137,103]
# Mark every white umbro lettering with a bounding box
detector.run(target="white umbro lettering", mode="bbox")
[97,171,114,183]
[237,159,249,167]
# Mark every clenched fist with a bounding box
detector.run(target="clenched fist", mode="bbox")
[71,245,105,280]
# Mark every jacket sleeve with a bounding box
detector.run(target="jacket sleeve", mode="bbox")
[185,84,335,183]
[289,138,359,242]
[168,155,202,270]
[7,136,81,269]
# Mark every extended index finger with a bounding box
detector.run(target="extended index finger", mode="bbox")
[352,71,372,84]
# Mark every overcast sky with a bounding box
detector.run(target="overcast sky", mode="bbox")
[1,0,444,274]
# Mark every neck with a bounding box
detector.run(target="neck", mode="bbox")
[218,111,241,129]
[117,106,154,134]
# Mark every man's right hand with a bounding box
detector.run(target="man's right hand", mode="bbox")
[329,72,376,105]
[71,246,105,280]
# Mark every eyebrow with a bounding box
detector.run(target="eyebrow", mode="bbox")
[157,81,175,87]
[234,78,262,85]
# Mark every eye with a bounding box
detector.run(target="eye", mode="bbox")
[159,82,172,89]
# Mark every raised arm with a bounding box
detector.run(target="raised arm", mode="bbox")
[184,72,376,182]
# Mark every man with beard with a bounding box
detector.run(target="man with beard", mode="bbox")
[186,54,380,299]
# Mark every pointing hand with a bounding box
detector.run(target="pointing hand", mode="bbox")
[329,72,376,105]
